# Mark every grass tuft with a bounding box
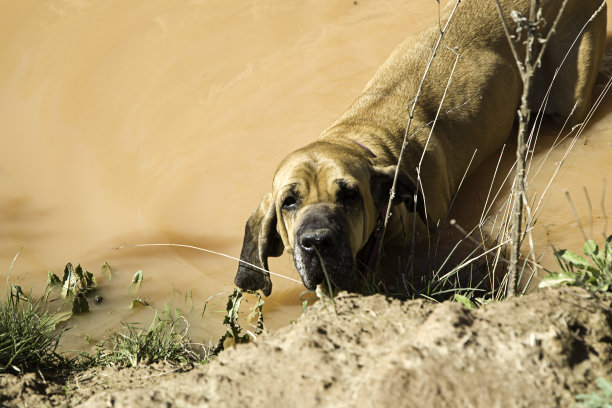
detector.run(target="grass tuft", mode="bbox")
[92,311,209,367]
[0,285,68,373]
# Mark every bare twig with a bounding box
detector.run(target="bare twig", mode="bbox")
[506,0,606,296]
[506,0,539,297]
[376,0,462,268]
[502,0,570,296]
[493,1,524,73]
[532,0,569,69]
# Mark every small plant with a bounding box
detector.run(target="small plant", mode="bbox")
[214,288,264,353]
[131,269,144,285]
[453,292,497,310]
[454,293,477,309]
[48,262,99,314]
[0,285,68,373]
[575,377,612,408]
[539,235,612,292]
[93,310,208,367]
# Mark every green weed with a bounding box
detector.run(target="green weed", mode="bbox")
[48,262,99,315]
[576,378,612,408]
[2,257,273,372]
[214,288,264,353]
[539,235,612,292]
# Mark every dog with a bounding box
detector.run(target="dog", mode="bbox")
[234,0,606,296]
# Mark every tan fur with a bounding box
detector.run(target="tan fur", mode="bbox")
[235,0,607,295]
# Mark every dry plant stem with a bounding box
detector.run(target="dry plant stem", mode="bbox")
[497,0,569,296]
[583,186,594,239]
[521,193,540,279]
[480,144,507,225]
[459,62,609,288]
[601,180,608,237]
[313,247,337,313]
[564,190,589,243]
[506,1,536,297]
[376,0,462,269]
[433,149,478,260]
[116,243,302,284]
[417,48,462,268]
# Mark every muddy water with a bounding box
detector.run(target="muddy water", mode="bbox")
[0,0,610,351]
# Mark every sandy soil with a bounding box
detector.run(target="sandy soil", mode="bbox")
[2,286,611,407]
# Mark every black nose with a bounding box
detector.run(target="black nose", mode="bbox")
[298,228,335,252]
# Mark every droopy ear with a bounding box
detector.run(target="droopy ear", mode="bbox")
[234,193,284,296]
[370,164,428,226]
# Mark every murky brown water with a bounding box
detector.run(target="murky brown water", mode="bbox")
[1,0,610,351]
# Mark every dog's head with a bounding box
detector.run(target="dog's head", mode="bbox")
[234,141,425,295]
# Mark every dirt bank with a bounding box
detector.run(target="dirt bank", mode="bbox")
[1,286,611,407]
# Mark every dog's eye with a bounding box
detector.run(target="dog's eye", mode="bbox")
[281,196,298,211]
[337,187,360,206]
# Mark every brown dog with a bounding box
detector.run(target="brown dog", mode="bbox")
[234,0,606,296]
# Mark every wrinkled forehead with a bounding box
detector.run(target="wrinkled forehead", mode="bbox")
[272,143,370,195]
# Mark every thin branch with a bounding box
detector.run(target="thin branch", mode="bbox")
[376,0,462,266]
[493,0,525,74]
[533,0,569,69]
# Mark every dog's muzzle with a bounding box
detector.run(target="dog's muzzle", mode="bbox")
[292,207,356,291]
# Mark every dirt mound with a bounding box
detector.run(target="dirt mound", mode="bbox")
[2,287,612,407]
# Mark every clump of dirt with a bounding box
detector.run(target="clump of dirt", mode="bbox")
[2,287,612,407]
